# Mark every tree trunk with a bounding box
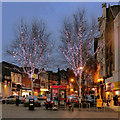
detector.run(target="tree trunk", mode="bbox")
[31,78,34,98]
[79,75,81,103]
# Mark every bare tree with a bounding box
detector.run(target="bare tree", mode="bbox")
[59,9,103,103]
[7,19,53,96]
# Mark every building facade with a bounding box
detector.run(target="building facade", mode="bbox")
[39,72,48,95]
[97,3,120,104]
[0,61,22,97]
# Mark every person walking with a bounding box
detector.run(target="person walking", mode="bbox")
[107,95,110,106]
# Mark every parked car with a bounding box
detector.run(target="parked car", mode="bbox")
[24,95,41,107]
[82,95,94,107]
[0,97,8,104]
[6,96,16,104]
[37,95,47,100]
[67,95,79,107]
[19,96,25,104]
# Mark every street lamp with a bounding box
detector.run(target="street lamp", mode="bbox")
[71,78,74,82]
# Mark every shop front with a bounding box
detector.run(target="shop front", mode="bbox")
[34,88,40,96]
[22,89,32,97]
[40,88,48,95]
[3,80,11,97]
[105,82,113,100]
[113,81,120,106]
[12,83,22,96]
[105,81,120,106]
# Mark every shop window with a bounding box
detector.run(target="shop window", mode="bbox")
[18,75,20,83]
[22,83,25,87]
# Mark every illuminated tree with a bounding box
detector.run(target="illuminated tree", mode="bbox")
[7,19,53,96]
[60,9,103,102]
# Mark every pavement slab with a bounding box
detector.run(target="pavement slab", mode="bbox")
[1,104,119,119]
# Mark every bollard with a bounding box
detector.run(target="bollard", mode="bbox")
[103,103,106,112]
[94,103,95,111]
[72,103,74,111]
[79,103,82,111]
[81,103,82,111]
[88,103,90,111]
[79,103,80,111]
[64,102,66,111]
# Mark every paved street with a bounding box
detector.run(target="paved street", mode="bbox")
[1,104,119,119]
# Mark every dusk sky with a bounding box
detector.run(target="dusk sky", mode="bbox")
[2,2,118,71]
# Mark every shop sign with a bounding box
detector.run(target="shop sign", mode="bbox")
[106,83,111,91]
[40,88,48,91]
[97,99,102,107]
[4,75,11,80]
[32,74,38,79]
[111,83,113,90]
[113,81,120,90]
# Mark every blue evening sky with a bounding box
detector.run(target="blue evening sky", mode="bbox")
[2,2,118,71]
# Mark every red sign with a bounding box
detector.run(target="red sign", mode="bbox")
[51,85,66,90]
[51,85,59,89]
[59,85,66,90]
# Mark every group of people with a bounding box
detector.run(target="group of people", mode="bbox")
[107,95,119,106]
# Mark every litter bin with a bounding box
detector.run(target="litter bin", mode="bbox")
[2,100,5,104]
[29,99,34,110]
[16,96,19,106]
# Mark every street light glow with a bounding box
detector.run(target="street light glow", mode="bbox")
[70,89,74,91]
[71,78,74,82]
[4,85,7,88]
[79,66,83,70]
[92,88,95,91]
[97,78,103,82]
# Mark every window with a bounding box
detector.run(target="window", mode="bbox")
[106,63,109,77]
[28,83,30,88]
[18,74,20,83]
[102,48,104,55]
[110,62,112,76]
[23,74,25,78]
[110,45,112,55]
[106,48,108,58]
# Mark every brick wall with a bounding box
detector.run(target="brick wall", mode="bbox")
[21,74,31,88]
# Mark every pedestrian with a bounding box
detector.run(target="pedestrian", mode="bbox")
[116,95,118,106]
[16,96,19,106]
[113,95,116,106]
[107,95,110,106]
[118,95,120,106]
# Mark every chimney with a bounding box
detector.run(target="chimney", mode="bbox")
[102,3,107,18]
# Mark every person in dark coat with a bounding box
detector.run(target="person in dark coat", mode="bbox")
[107,95,110,106]
[113,95,116,106]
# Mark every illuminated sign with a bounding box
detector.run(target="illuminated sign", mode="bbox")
[32,74,38,79]
[40,88,48,91]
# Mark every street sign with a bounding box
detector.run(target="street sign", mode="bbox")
[97,99,102,107]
